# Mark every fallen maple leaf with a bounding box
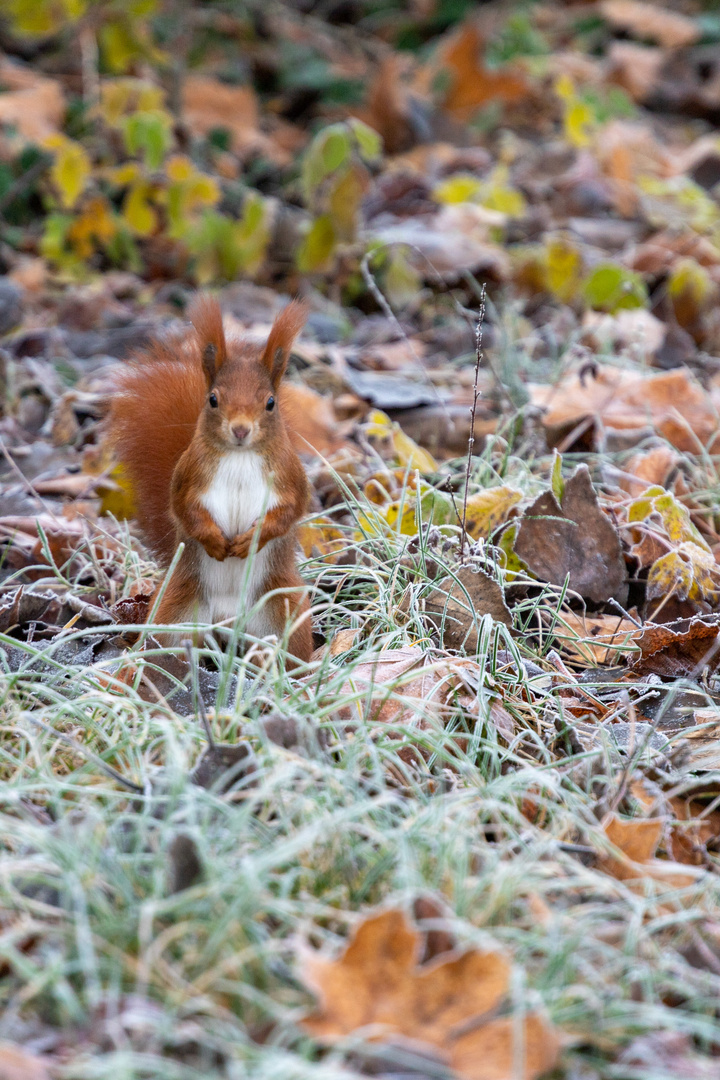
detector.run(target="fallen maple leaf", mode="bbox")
[435,22,529,120]
[301,908,560,1080]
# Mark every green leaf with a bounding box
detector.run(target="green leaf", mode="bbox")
[122,110,172,171]
[550,450,564,504]
[296,215,336,273]
[349,118,382,162]
[582,263,647,313]
[322,129,351,174]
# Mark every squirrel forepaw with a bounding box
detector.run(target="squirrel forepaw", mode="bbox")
[228,529,255,559]
[202,536,229,561]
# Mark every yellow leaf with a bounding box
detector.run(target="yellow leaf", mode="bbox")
[67,196,117,258]
[297,215,336,273]
[365,410,438,473]
[98,463,137,519]
[328,163,368,241]
[544,237,583,303]
[434,174,484,205]
[463,486,522,540]
[298,517,346,564]
[565,100,593,148]
[122,180,157,236]
[44,134,90,210]
[647,542,717,602]
[99,78,165,127]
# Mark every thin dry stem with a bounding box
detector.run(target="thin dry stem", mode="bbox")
[459,284,486,566]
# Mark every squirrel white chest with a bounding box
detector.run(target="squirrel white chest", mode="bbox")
[201,450,276,536]
[196,450,280,629]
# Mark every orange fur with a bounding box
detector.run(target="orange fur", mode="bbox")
[108,296,313,664]
[261,299,308,385]
[187,294,227,383]
[110,337,206,564]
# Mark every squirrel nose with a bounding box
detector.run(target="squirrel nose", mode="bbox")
[232,423,251,444]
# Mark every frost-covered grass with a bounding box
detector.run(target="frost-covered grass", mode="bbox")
[2,489,720,1080]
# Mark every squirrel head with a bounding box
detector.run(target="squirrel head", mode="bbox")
[188,295,307,451]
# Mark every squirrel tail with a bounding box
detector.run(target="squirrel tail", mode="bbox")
[109,332,206,565]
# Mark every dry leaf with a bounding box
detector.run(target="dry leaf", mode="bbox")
[619,446,677,495]
[0,61,65,142]
[556,612,638,665]
[598,813,702,889]
[530,365,720,454]
[182,76,259,155]
[600,1,700,49]
[631,616,720,677]
[606,41,665,103]
[436,23,529,120]
[301,908,560,1080]
[515,465,627,604]
[418,567,512,652]
[0,1042,51,1080]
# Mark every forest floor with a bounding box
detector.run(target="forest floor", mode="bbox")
[3,1,720,1077]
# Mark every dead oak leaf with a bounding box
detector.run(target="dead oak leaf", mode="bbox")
[301,908,560,1080]
[514,465,627,605]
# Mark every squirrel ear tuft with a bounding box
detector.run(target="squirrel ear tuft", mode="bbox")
[262,300,308,387]
[188,294,227,386]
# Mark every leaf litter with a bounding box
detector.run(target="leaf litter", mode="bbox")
[3,1,720,1078]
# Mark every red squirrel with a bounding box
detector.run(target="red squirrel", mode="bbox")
[109,295,313,663]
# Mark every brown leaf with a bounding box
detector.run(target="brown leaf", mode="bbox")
[281,383,347,457]
[182,77,260,156]
[420,567,512,652]
[301,908,560,1080]
[598,813,703,889]
[0,1042,51,1080]
[606,41,665,103]
[515,465,627,604]
[619,446,678,495]
[556,612,638,666]
[530,366,719,454]
[0,61,65,142]
[600,0,700,49]
[436,23,529,120]
[631,616,720,677]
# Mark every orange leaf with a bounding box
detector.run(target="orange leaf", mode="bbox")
[437,23,529,120]
[301,908,560,1080]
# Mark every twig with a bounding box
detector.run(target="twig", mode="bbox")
[183,639,216,747]
[459,284,486,566]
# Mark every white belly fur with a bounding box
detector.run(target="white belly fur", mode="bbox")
[195,450,280,635]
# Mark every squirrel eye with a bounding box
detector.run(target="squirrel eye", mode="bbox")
[266,396,275,412]
[208,392,218,409]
